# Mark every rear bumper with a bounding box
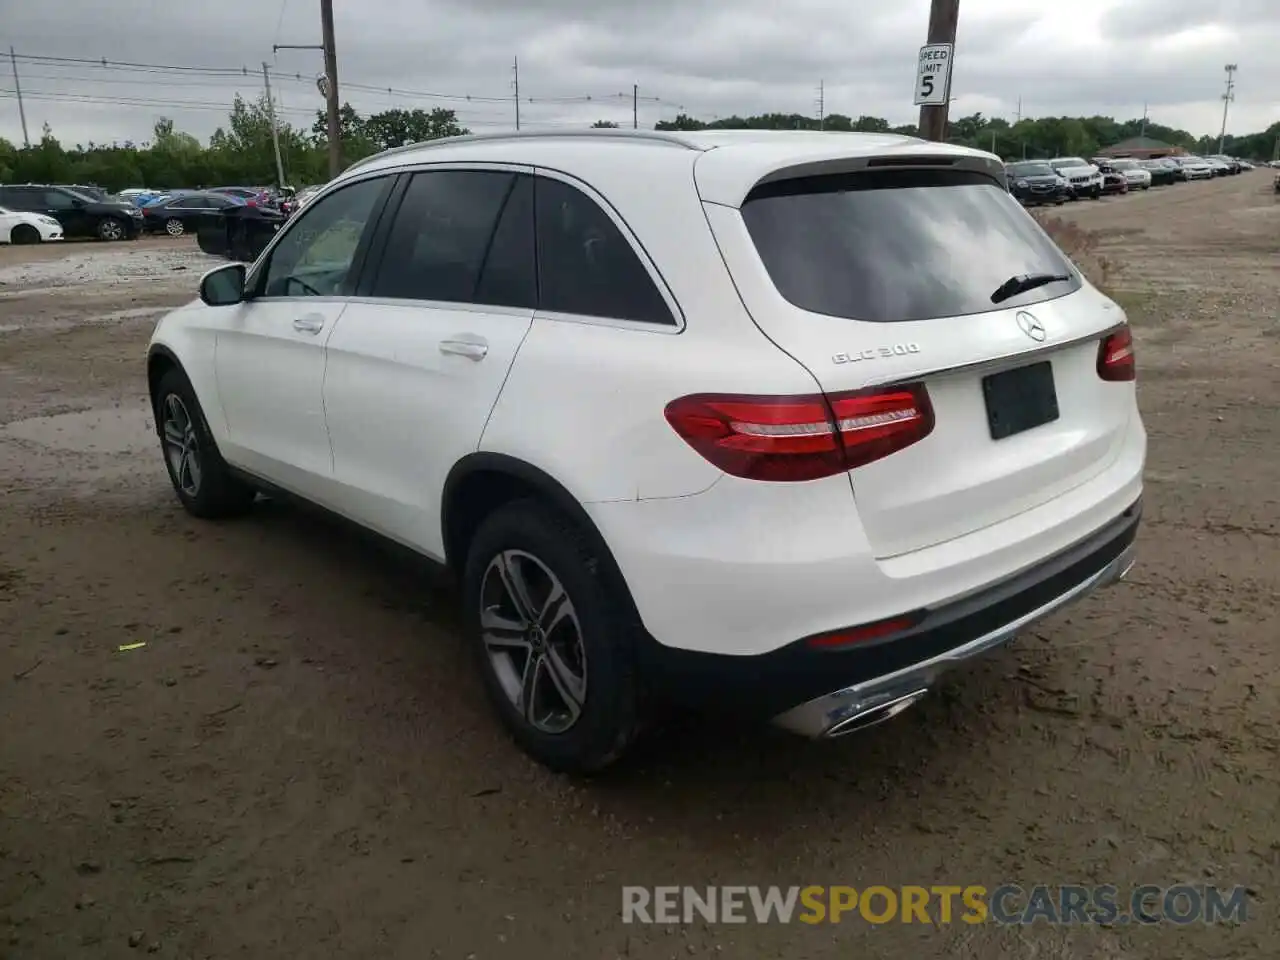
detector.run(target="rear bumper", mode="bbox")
[630,497,1140,725]
[772,507,1137,736]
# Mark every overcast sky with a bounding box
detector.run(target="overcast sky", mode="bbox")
[0,0,1275,148]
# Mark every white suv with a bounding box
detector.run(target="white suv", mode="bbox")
[147,129,1145,773]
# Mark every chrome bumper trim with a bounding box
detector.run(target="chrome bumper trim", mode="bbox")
[772,542,1136,738]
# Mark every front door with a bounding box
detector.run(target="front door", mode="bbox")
[42,189,91,237]
[214,173,394,501]
[323,168,537,556]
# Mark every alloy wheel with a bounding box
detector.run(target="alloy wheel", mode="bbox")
[166,218,185,237]
[161,394,202,497]
[100,219,123,241]
[479,549,588,734]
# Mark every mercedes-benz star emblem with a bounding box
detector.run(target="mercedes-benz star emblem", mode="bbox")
[1015,311,1047,342]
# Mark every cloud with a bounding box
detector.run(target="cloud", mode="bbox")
[0,0,1274,147]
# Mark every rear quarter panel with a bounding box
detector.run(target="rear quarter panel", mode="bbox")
[478,152,821,503]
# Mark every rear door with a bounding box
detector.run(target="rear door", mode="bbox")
[703,164,1133,558]
[322,166,536,557]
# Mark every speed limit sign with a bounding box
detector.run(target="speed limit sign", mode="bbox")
[915,43,953,106]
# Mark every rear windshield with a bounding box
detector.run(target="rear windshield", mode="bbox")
[740,169,1081,323]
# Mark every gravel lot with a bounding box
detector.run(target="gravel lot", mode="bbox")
[1,181,1277,959]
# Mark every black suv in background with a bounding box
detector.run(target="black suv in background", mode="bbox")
[1004,161,1069,205]
[0,184,142,241]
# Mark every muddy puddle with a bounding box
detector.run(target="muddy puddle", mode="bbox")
[0,403,162,493]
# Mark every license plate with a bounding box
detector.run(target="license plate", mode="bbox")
[982,361,1059,440]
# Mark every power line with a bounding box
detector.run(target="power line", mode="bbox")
[6,50,667,108]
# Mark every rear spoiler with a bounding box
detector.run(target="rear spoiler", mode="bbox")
[696,142,1007,207]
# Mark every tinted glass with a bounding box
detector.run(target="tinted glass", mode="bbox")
[43,190,78,209]
[741,169,1081,324]
[1008,162,1054,177]
[370,170,514,304]
[535,176,673,325]
[474,174,536,309]
[262,175,386,298]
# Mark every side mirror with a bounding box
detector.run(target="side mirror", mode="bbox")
[199,262,247,306]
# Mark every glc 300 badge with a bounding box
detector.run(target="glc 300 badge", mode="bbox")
[832,343,921,364]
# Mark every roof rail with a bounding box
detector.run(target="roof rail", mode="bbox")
[343,127,701,174]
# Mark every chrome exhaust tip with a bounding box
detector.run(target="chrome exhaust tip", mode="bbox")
[824,687,930,738]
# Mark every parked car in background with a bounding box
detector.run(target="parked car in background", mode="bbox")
[0,204,64,243]
[1139,159,1180,185]
[141,190,244,236]
[289,183,324,215]
[146,129,1145,772]
[119,188,167,207]
[1237,159,1254,171]
[1093,161,1129,196]
[1206,156,1240,175]
[1048,157,1103,199]
[1176,157,1215,180]
[210,186,277,208]
[0,184,141,240]
[1103,158,1151,191]
[1004,161,1069,205]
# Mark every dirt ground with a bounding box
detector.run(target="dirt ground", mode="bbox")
[1,182,1277,960]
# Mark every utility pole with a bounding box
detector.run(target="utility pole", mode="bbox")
[9,46,29,147]
[513,57,520,130]
[1140,102,1148,138]
[320,0,341,176]
[918,0,960,141]
[1217,64,1236,155]
[633,84,638,129]
[274,2,339,176]
[1015,96,1021,123]
[817,79,825,130]
[262,63,288,188]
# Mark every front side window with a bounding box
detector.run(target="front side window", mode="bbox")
[43,190,79,210]
[741,169,1081,323]
[534,176,673,325]
[368,170,521,305]
[260,175,387,298]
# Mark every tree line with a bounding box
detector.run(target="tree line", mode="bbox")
[1,94,1275,193]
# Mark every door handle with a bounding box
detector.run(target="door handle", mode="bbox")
[439,338,488,361]
[293,314,325,334]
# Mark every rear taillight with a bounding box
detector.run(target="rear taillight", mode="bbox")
[664,385,934,482]
[1097,327,1136,381]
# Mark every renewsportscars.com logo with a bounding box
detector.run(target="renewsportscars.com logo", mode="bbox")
[622,884,1252,926]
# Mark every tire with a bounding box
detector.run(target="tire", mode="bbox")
[153,367,256,519]
[462,500,641,775]
[165,218,185,237]
[97,217,126,241]
[9,224,40,245]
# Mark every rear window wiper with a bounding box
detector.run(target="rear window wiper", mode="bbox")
[990,272,1072,304]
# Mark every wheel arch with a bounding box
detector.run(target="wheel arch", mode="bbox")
[441,453,642,620]
[146,343,184,416]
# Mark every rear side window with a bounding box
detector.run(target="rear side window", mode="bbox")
[473,174,536,309]
[535,176,673,325]
[371,170,515,305]
[741,169,1081,323]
